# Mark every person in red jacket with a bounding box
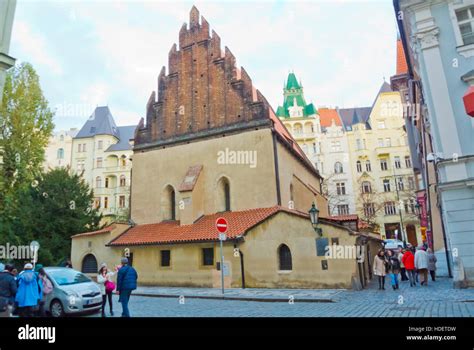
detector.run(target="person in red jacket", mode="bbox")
[402,248,416,287]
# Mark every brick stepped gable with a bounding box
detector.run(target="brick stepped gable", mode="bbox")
[135,6,273,149]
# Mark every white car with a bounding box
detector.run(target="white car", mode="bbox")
[44,267,102,317]
[383,239,404,250]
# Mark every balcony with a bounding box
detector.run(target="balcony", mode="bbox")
[93,186,130,196]
[102,165,130,173]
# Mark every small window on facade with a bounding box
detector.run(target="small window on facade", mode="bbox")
[202,248,214,266]
[120,175,126,187]
[96,176,102,188]
[105,177,109,188]
[57,148,64,159]
[456,6,474,45]
[96,157,103,168]
[380,159,388,171]
[98,140,103,150]
[278,244,292,271]
[366,160,371,172]
[337,205,349,215]
[104,197,109,209]
[334,162,343,174]
[383,179,391,192]
[160,250,171,267]
[356,161,362,173]
[405,156,412,168]
[362,181,372,193]
[331,238,339,245]
[394,156,401,169]
[119,195,126,208]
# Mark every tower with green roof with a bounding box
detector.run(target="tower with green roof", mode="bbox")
[276,72,318,118]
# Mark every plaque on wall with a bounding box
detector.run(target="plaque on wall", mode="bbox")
[316,238,329,256]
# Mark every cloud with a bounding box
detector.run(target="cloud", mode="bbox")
[12,20,63,76]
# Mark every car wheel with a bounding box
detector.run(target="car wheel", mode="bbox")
[50,300,65,317]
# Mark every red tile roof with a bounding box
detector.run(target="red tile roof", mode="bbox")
[396,39,408,75]
[328,215,358,222]
[107,206,309,246]
[318,108,342,128]
[71,225,116,239]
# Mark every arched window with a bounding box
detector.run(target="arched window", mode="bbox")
[217,177,231,212]
[362,181,372,193]
[96,176,102,188]
[81,254,98,274]
[120,155,127,167]
[334,162,343,174]
[120,175,126,187]
[356,161,362,173]
[278,244,292,271]
[57,148,64,159]
[162,185,176,220]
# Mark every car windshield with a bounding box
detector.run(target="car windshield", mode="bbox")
[47,269,91,286]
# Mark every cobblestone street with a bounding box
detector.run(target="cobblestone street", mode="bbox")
[93,277,474,317]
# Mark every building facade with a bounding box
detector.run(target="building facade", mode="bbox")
[396,0,474,286]
[344,83,421,244]
[43,128,78,170]
[277,72,421,243]
[0,0,16,103]
[71,6,382,290]
[277,73,356,216]
[71,106,136,221]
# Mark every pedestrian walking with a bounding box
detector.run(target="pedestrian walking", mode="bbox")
[398,249,408,281]
[97,263,115,317]
[415,246,429,286]
[387,250,401,290]
[427,248,437,282]
[0,264,18,317]
[402,248,416,287]
[15,263,40,317]
[116,257,138,317]
[37,268,53,317]
[373,250,388,290]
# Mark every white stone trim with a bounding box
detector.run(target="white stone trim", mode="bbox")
[448,0,474,57]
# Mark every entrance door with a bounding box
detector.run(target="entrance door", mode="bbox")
[406,224,417,246]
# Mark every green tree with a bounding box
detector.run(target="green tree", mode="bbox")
[17,168,102,266]
[0,62,54,245]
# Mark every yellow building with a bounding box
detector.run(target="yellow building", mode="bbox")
[343,82,421,244]
[71,6,382,290]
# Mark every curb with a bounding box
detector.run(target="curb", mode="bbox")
[131,293,335,303]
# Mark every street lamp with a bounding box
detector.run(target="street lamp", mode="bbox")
[309,202,322,236]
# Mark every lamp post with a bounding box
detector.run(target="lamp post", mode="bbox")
[309,202,322,236]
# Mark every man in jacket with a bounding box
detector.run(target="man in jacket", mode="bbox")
[116,257,138,317]
[15,263,40,317]
[0,264,17,317]
[415,246,429,286]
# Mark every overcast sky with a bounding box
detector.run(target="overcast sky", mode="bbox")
[10,0,399,131]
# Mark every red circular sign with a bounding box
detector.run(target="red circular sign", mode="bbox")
[215,217,228,233]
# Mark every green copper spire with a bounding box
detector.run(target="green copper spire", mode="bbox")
[276,72,318,118]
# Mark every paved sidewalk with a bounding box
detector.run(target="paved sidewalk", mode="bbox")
[134,285,344,302]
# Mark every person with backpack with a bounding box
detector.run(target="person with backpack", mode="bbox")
[387,250,401,290]
[97,263,115,317]
[15,263,40,317]
[37,268,53,317]
[0,264,18,317]
[116,257,138,317]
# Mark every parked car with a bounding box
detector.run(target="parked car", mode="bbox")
[383,239,405,250]
[43,267,102,317]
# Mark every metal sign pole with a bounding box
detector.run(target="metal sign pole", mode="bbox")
[219,237,225,295]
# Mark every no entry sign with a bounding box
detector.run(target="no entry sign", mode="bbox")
[216,217,228,233]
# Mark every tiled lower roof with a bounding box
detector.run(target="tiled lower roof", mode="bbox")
[107,206,309,246]
[71,224,116,238]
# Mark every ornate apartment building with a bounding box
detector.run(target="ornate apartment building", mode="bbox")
[277,74,356,216]
[278,73,421,244]
[71,106,136,221]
